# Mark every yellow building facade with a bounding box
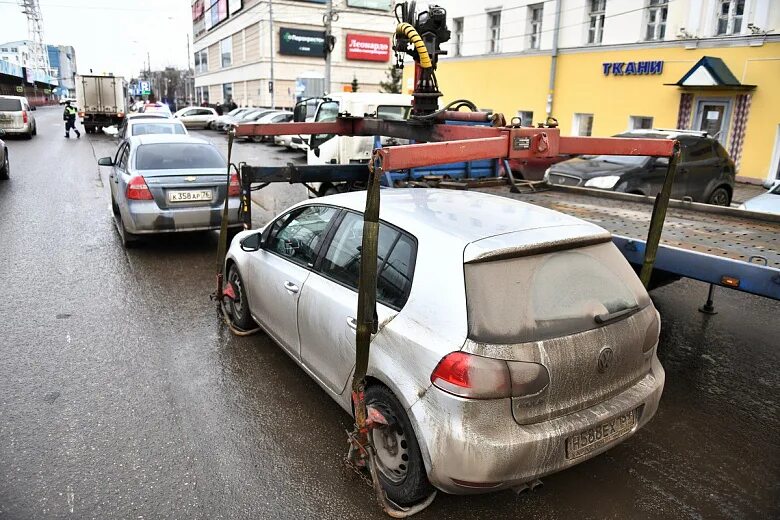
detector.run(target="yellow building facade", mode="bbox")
[404,40,780,183]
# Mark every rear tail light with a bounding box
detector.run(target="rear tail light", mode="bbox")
[228,172,240,197]
[22,111,28,123]
[431,352,549,399]
[126,176,154,200]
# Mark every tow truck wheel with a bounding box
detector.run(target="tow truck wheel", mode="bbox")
[366,384,433,506]
[227,264,253,330]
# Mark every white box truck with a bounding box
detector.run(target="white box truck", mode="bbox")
[305,92,412,195]
[75,74,127,134]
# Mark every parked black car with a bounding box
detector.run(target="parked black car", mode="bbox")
[544,130,735,205]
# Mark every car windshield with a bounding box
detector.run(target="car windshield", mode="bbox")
[131,123,186,136]
[464,242,650,343]
[587,155,648,165]
[0,99,22,111]
[227,108,244,116]
[135,143,224,170]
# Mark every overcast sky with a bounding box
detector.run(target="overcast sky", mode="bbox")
[0,0,192,78]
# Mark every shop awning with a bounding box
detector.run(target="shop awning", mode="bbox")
[665,56,756,91]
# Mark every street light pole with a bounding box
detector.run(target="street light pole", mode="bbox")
[324,0,333,94]
[269,0,275,109]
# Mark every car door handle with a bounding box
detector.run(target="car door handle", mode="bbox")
[347,317,357,331]
[283,281,299,294]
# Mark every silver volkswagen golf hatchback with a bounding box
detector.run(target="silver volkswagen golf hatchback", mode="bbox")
[224,188,665,505]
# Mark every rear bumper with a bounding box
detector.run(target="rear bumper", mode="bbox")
[123,199,242,234]
[0,124,32,135]
[409,356,665,494]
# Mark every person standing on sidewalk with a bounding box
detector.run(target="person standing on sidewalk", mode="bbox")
[63,101,80,139]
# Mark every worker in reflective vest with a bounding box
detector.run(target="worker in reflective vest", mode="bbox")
[63,101,80,139]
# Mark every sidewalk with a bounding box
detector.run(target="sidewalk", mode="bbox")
[732,182,765,205]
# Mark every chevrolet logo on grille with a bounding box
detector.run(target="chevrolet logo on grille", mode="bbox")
[184,176,197,182]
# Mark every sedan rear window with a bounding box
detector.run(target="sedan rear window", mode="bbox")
[131,123,186,136]
[465,242,650,344]
[135,143,225,170]
[0,99,22,111]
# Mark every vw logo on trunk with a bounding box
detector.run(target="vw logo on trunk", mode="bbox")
[597,347,614,373]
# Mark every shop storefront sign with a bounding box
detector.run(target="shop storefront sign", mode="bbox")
[603,60,663,76]
[280,27,326,57]
[346,34,390,62]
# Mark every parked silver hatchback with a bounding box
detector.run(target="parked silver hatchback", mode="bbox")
[224,189,665,505]
[97,134,242,247]
[0,95,37,139]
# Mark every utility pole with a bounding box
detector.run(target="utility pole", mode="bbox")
[269,0,275,108]
[323,0,335,94]
[186,33,192,105]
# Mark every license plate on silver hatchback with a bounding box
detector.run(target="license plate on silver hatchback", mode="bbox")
[566,408,638,460]
[168,189,212,203]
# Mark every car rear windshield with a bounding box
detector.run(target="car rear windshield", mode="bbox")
[0,99,22,111]
[464,242,650,344]
[135,143,224,170]
[131,123,186,136]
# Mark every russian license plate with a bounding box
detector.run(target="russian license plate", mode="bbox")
[168,189,212,203]
[566,408,638,459]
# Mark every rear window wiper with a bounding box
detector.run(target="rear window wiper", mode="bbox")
[594,305,640,325]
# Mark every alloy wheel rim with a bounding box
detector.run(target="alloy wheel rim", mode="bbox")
[369,407,409,484]
[713,191,728,205]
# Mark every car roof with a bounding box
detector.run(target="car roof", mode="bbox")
[311,189,608,251]
[127,117,183,125]
[129,134,211,146]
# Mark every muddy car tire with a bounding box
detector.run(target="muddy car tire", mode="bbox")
[0,151,9,180]
[227,264,254,330]
[366,385,433,506]
[118,214,140,248]
[707,187,731,206]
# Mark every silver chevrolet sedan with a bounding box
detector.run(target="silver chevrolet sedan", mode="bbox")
[98,134,241,247]
[224,189,665,505]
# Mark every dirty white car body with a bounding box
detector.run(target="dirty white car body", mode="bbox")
[224,189,665,497]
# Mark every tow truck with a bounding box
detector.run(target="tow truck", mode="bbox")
[218,1,779,515]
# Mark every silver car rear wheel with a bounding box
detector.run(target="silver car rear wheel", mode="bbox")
[370,404,409,484]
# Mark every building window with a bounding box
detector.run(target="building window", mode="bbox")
[196,86,209,104]
[487,11,501,54]
[223,83,233,103]
[453,17,463,56]
[645,0,668,41]
[573,113,594,136]
[517,110,534,127]
[528,4,544,50]
[716,0,745,35]
[220,37,232,68]
[195,49,208,73]
[629,116,654,130]
[588,0,606,44]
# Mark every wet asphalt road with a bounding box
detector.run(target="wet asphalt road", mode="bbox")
[0,107,778,519]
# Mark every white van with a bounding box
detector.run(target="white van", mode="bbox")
[306,92,412,195]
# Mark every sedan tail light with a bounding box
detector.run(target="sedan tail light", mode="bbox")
[22,111,28,123]
[431,352,549,399]
[126,176,154,200]
[228,172,240,197]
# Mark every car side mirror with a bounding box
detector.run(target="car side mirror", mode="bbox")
[97,157,114,166]
[313,147,320,157]
[293,102,307,122]
[240,232,262,252]
[655,157,669,168]
[30,106,36,111]
[762,179,775,190]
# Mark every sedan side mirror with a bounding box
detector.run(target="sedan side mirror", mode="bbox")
[239,232,263,252]
[313,147,320,157]
[97,157,114,166]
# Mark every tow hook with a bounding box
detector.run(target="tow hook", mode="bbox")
[513,479,543,495]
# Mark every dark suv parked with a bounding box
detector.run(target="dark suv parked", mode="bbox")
[544,130,735,205]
